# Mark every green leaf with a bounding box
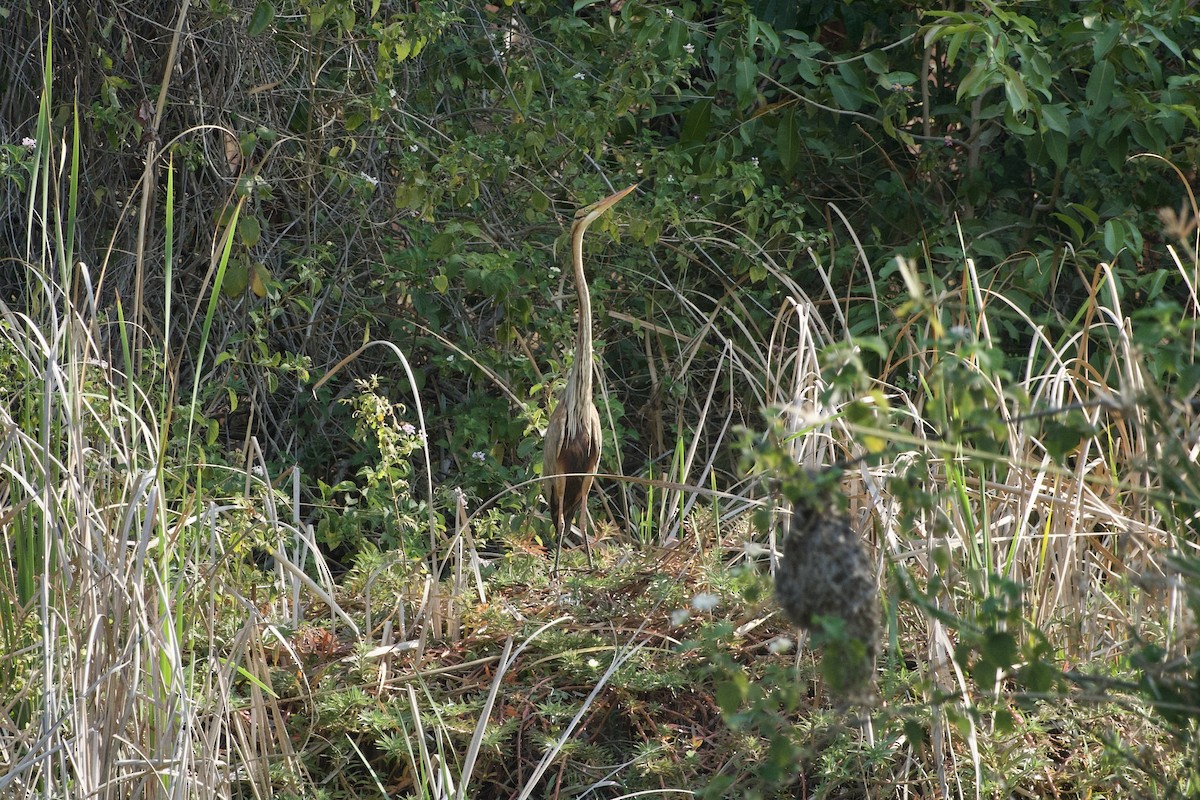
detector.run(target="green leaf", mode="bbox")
[680,100,712,149]
[1042,414,1094,461]
[428,232,455,257]
[715,671,749,715]
[879,70,917,89]
[1068,202,1100,226]
[946,28,968,66]
[1140,264,1168,301]
[666,19,687,54]
[1001,66,1029,112]
[734,58,757,105]
[981,630,1019,669]
[777,107,799,171]
[789,42,820,84]
[1104,132,1128,172]
[827,76,862,111]
[903,719,927,749]
[247,1,275,36]
[238,215,261,247]
[957,63,991,101]
[1086,60,1115,112]
[1003,105,1035,136]
[1039,103,1069,135]
[1103,218,1124,256]
[1144,23,1184,60]
[1052,211,1084,241]
[863,50,888,74]
[1019,659,1060,695]
[1044,130,1067,169]
[1092,20,1121,60]
[222,260,249,297]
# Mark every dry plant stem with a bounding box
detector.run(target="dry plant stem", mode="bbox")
[133,0,190,372]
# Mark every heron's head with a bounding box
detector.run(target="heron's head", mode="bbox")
[573,183,638,229]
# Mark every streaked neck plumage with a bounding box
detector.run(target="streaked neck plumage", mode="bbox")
[564,216,593,440]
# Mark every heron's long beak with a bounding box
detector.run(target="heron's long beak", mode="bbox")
[575,183,638,220]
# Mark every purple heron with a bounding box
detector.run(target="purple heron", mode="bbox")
[543,183,637,574]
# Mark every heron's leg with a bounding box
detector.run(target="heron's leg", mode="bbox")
[551,513,565,578]
[580,505,594,569]
[554,506,578,575]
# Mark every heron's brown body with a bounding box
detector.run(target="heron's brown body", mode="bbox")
[542,183,636,574]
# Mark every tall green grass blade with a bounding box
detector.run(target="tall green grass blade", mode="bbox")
[186,201,241,466]
[63,102,80,278]
[162,154,175,425]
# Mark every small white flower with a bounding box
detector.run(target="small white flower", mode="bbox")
[471,451,486,463]
[683,42,695,54]
[691,592,720,612]
[768,636,795,654]
[750,156,759,167]
[574,72,586,80]
[359,172,379,187]
[670,609,690,626]
[401,422,417,436]
[410,144,419,152]
[666,175,675,183]
[666,8,674,17]
[586,657,600,668]
[389,88,398,99]
[446,354,455,362]
[21,137,36,149]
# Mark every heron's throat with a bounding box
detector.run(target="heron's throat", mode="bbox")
[564,218,595,441]
[563,350,593,441]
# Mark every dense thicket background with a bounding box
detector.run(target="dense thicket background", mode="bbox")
[5,0,1197,555]
[3,1,1200,797]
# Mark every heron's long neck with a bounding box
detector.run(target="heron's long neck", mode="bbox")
[566,223,593,429]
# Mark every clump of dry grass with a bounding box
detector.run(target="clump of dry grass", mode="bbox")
[0,73,354,796]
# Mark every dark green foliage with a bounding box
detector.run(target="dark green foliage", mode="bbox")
[6,0,1198,563]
